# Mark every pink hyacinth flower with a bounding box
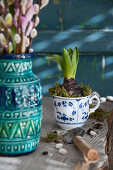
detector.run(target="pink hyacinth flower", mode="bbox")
[26,21,34,36]
[26,5,35,22]
[20,16,28,32]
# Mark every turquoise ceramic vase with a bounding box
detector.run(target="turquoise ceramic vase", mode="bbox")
[0,53,42,155]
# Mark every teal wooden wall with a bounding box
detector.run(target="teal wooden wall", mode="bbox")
[33,0,113,53]
[32,0,113,97]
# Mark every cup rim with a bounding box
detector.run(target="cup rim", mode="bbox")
[53,95,91,100]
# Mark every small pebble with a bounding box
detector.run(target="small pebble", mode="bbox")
[59,148,67,155]
[90,131,97,137]
[100,97,106,103]
[42,151,48,155]
[106,96,113,102]
[56,143,63,149]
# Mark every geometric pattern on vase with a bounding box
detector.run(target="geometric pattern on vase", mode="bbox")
[0,136,40,155]
[0,117,42,140]
[0,83,42,109]
[0,74,38,84]
[0,60,32,74]
[0,54,42,155]
[0,107,42,119]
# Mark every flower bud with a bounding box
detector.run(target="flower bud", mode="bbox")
[14,34,21,44]
[30,28,37,38]
[35,16,40,27]
[5,13,13,27]
[29,48,34,53]
[26,5,35,22]
[26,21,34,36]
[40,0,49,9]
[8,42,13,53]
[0,33,7,47]
[34,4,40,14]
[25,36,30,47]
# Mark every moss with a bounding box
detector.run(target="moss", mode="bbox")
[81,83,92,96]
[48,83,92,97]
[49,83,69,97]
[89,108,111,119]
[40,132,62,143]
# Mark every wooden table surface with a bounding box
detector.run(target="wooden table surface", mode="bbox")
[0,97,112,170]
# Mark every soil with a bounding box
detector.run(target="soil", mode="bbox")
[49,82,92,98]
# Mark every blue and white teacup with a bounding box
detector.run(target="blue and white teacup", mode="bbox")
[53,94,100,130]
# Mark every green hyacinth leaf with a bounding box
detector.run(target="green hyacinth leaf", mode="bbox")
[67,48,73,60]
[46,54,63,66]
[71,46,79,78]
[62,48,73,79]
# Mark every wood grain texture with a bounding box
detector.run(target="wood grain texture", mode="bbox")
[105,110,113,170]
[32,31,113,53]
[0,97,112,170]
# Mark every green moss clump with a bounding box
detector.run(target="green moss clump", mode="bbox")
[89,108,111,119]
[81,83,92,96]
[48,83,92,97]
[49,83,70,97]
[40,132,62,143]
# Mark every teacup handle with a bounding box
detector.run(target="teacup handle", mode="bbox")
[89,94,100,115]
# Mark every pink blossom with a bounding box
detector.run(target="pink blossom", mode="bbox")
[26,21,34,36]
[26,5,35,22]
[27,0,33,10]
[20,16,28,32]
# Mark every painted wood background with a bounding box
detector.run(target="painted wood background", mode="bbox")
[33,0,113,53]
[32,0,113,96]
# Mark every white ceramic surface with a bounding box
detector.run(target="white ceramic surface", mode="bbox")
[53,94,100,130]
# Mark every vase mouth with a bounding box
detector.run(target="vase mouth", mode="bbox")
[0,53,35,59]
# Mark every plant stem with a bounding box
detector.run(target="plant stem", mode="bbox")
[28,0,42,50]
[16,0,21,54]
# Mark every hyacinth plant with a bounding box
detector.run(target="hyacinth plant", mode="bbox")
[48,47,92,97]
[0,0,49,54]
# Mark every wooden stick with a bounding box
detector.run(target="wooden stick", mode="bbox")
[74,136,99,161]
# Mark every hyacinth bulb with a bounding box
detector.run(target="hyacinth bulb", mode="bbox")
[0,33,7,47]
[40,0,49,9]
[5,13,13,27]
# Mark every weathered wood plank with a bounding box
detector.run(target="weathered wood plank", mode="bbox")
[0,97,113,170]
[105,111,113,170]
[38,0,113,31]
[32,31,113,53]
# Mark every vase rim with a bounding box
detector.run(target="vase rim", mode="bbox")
[0,53,35,59]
